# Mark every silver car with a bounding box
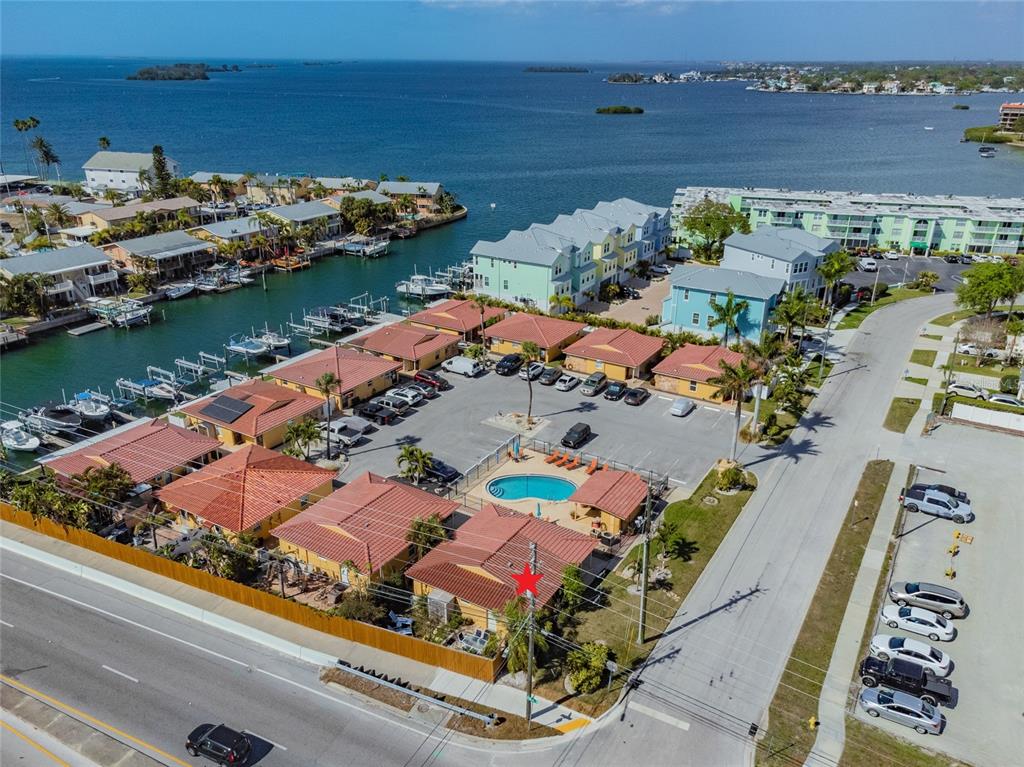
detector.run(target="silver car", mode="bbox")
[390,387,424,407]
[580,372,608,396]
[371,394,410,414]
[889,582,967,619]
[859,688,943,735]
[987,392,1024,408]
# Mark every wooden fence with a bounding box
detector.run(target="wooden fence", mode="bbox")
[1,504,501,681]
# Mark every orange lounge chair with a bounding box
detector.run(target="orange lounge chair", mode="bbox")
[585,458,599,475]
[546,450,562,464]
[555,453,572,467]
[566,455,582,470]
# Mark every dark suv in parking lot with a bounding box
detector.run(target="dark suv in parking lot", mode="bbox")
[495,354,524,375]
[423,458,460,485]
[561,422,592,448]
[858,657,953,707]
[186,724,251,765]
[355,401,397,425]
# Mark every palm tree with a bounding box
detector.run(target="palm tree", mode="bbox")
[521,340,542,425]
[30,135,60,180]
[102,188,123,206]
[283,417,320,460]
[407,513,446,561]
[771,287,814,342]
[397,445,432,485]
[709,358,757,463]
[470,294,498,342]
[708,290,749,346]
[12,116,39,174]
[817,250,854,307]
[549,293,574,315]
[98,136,111,150]
[42,203,71,243]
[315,372,340,457]
[741,334,787,438]
[501,597,548,674]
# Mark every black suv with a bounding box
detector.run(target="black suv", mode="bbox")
[355,401,397,425]
[423,458,460,485]
[858,657,953,707]
[561,422,592,448]
[495,354,524,375]
[603,381,628,401]
[186,724,251,765]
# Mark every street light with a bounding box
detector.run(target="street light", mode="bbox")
[817,305,835,385]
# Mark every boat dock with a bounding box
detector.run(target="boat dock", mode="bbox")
[66,322,108,337]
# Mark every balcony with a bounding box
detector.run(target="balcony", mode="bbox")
[86,271,119,287]
[45,280,74,295]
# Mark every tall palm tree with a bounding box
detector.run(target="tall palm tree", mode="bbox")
[470,294,498,342]
[709,358,757,463]
[741,333,787,438]
[817,250,854,307]
[283,417,320,460]
[521,340,542,425]
[98,136,111,150]
[771,287,813,342]
[102,188,123,206]
[30,135,60,180]
[44,203,71,243]
[315,372,339,457]
[12,116,39,174]
[708,290,749,346]
[397,445,432,485]
[549,293,574,315]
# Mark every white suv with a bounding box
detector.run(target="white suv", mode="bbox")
[946,381,987,400]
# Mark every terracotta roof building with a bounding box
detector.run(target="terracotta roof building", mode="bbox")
[407,503,598,630]
[484,312,585,362]
[41,418,220,487]
[562,328,666,381]
[156,444,334,540]
[264,347,401,408]
[407,299,508,340]
[75,197,201,231]
[652,344,745,401]
[179,381,324,450]
[348,322,458,372]
[273,473,459,585]
[568,469,648,535]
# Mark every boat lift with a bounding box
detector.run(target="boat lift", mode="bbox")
[146,365,183,387]
[197,351,226,370]
[175,357,217,384]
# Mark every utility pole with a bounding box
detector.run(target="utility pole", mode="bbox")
[525,541,538,730]
[870,267,881,305]
[636,482,653,646]
[817,305,835,385]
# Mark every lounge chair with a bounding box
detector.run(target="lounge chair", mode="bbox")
[389,610,413,628]
[545,450,563,464]
[566,454,581,470]
[555,453,572,467]
[585,458,599,474]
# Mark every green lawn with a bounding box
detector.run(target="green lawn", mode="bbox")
[756,461,894,767]
[947,353,1008,378]
[741,361,834,446]
[909,349,937,367]
[930,305,1013,327]
[883,397,921,433]
[933,393,1024,417]
[837,289,933,330]
[905,376,929,386]
[920,333,943,341]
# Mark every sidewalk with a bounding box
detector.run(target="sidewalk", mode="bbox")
[0,521,589,735]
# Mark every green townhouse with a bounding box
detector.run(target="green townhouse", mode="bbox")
[672,187,1024,257]
[471,198,670,311]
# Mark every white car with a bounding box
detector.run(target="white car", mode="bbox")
[946,381,987,400]
[518,361,545,381]
[868,634,951,677]
[857,257,878,272]
[882,251,901,260]
[669,398,696,417]
[650,264,673,276]
[390,387,424,407]
[881,605,955,642]
[555,373,580,391]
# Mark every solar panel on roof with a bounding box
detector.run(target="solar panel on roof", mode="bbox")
[198,395,253,424]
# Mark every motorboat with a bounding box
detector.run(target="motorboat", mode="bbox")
[1,420,40,452]
[225,334,270,356]
[979,149,996,158]
[116,378,178,401]
[166,282,196,300]
[396,274,451,300]
[68,392,111,421]
[20,403,82,434]
[195,274,223,292]
[257,330,291,350]
[113,305,151,327]
[977,145,997,153]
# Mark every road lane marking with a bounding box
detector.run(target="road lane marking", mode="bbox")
[102,665,139,683]
[629,701,691,731]
[0,619,13,628]
[243,730,287,750]
[0,718,71,766]
[0,675,190,767]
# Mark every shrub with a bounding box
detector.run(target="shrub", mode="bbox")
[717,466,745,491]
[644,313,660,327]
[332,594,388,625]
[872,282,890,299]
[566,642,612,694]
[1000,374,1020,394]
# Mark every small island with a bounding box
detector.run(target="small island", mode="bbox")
[596,105,644,114]
[127,63,240,81]
[524,66,589,73]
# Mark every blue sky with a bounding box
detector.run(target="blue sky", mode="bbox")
[2,1,1022,61]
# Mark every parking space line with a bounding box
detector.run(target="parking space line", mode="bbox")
[243,730,287,750]
[0,619,13,628]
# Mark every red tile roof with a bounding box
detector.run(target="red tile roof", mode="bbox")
[652,344,745,383]
[563,328,665,368]
[271,473,459,575]
[568,469,647,521]
[180,380,323,438]
[156,444,333,533]
[484,313,585,349]
[352,322,457,362]
[407,503,597,611]
[408,299,506,334]
[269,347,401,392]
[41,418,220,485]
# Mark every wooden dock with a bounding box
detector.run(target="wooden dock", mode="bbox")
[67,322,108,337]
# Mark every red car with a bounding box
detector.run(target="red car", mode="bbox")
[413,369,452,390]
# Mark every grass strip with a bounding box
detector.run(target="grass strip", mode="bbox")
[909,349,937,367]
[946,353,1006,379]
[930,305,1012,327]
[920,333,943,341]
[883,398,921,433]
[905,377,929,386]
[837,289,933,330]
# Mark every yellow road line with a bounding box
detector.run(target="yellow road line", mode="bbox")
[1,674,189,767]
[1,718,71,767]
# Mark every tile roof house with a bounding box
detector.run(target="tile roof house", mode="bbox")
[562,328,666,381]
[273,472,460,585]
[40,418,220,487]
[652,344,746,401]
[264,346,402,407]
[349,322,458,372]
[104,230,215,281]
[0,244,119,304]
[568,469,648,535]
[407,503,599,630]
[484,313,585,362]
[156,444,334,540]
[407,298,508,340]
[179,380,325,450]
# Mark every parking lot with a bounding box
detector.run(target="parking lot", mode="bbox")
[853,425,1023,765]
[846,255,969,293]
[341,366,741,488]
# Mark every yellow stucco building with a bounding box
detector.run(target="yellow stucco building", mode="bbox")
[651,344,745,402]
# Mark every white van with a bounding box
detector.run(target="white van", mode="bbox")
[441,355,483,378]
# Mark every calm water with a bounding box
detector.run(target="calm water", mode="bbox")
[2,57,1022,411]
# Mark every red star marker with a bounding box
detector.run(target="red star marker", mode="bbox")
[511,563,543,597]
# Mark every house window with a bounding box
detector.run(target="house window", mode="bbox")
[503,280,508,290]
[709,292,717,303]
[683,289,689,301]
[688,380,698,392]
[707,315,714,328]
[691,312,700,326]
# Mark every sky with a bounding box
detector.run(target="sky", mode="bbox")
[1,1,1022,62]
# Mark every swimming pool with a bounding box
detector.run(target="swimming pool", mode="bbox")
[486,474,577,502]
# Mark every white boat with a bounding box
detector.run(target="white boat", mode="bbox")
[166,282,196,300]
[341,235,389,258]
[113,306,151,327]
[20,403,82,434]
[195,274,222,292]
[68,392,111,421]
[258,330,291,350]
[1,420,40,452]
[396,274,451,300]
[225,334,270,356]
[923,126,934,131]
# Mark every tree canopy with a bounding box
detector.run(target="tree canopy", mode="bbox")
[681,199,750,262]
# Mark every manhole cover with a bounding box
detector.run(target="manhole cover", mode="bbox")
[702,495,719,506]
[417,703,431,713]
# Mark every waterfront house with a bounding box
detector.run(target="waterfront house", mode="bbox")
[325,190,391,209]
[661,264,786,341]
[273,472,460,587]
[315,177,373,194]
[188,172,247,199]
[652,344,747,402]
[375,181,444,215]
[75,197,201,233]
[0,244,119,305]
[407,503,598,631]
[105,231,216,282]
[83,151,179,196]
[407,298,508,341]
[191,216,270,259]
[722,227,836,294]
[40,418,220,488]
[567,468,648,536]
[484,313,585,362]
[156,444,334,543]
[348,322,459,372]
[245,175,310,206]
[178,381,325,450]
[264,346,402,409]
[999,102,1024,130]
[264,200,342,237]
[562,328,665,382]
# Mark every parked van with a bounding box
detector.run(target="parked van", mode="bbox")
[441,355,483,378]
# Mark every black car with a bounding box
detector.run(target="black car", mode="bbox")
[603,381,628,401]
[909,482,968,502]
[943,254,960,264]
[186,724,251,765]
[538,367,562,386]
[561,422,592,449]
[423,458,460,484]
[858,657,953,707]
[413,369,452,391]
[355,401,397,425]
[623,388,650,406]
[495,354,524,375]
